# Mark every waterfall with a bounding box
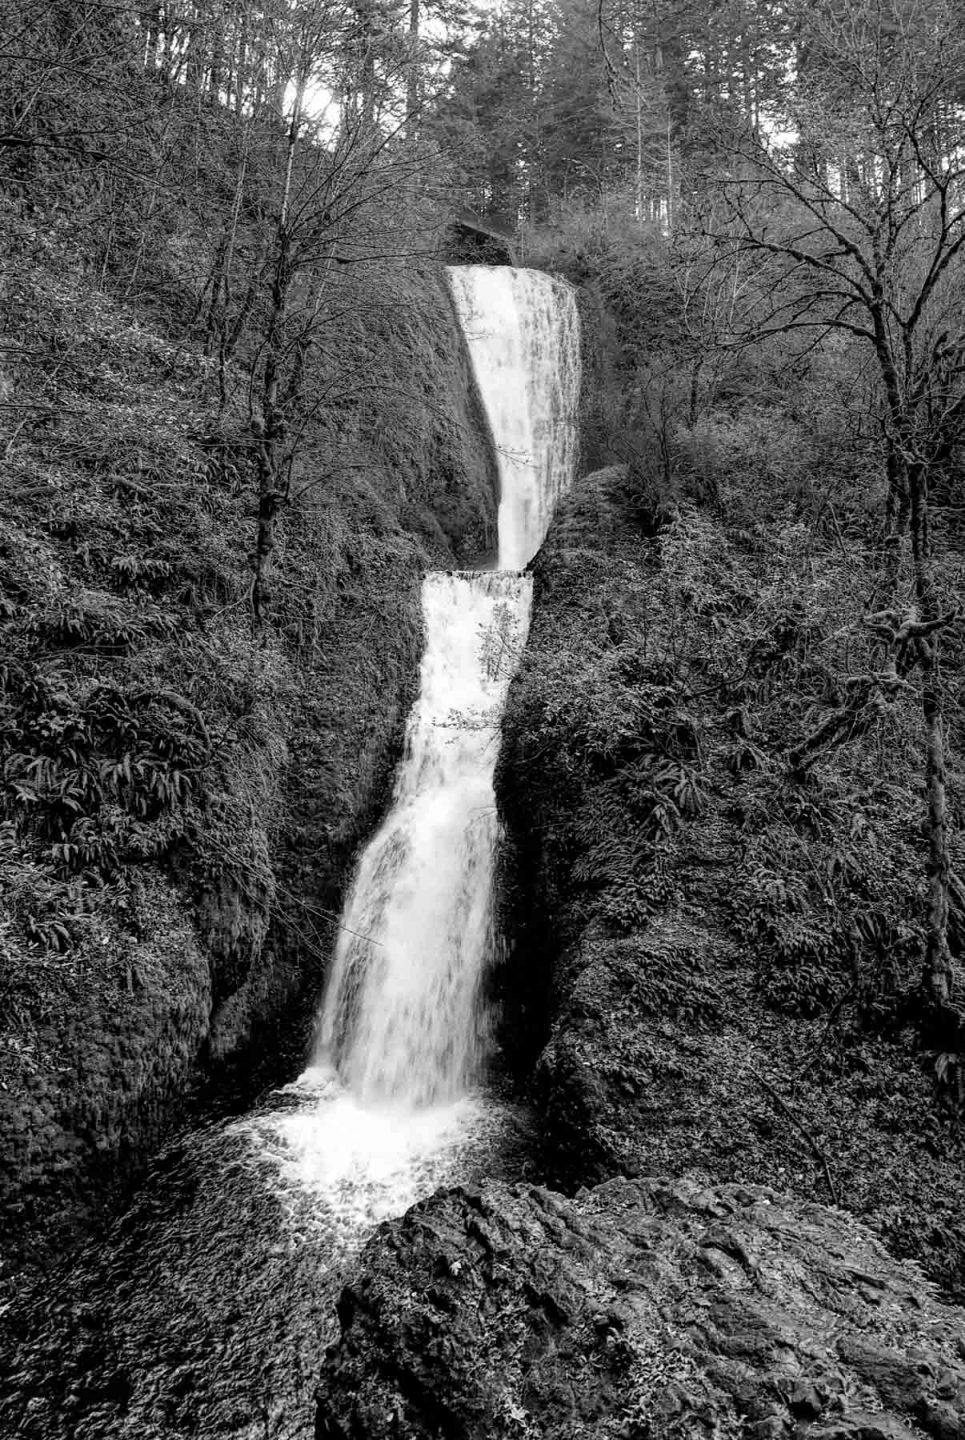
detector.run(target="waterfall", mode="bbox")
[4,268,581,1440]
[314,571,531,1105]
[314,267,580,1110]
[254,265,579,1243]
[449,266,582,570]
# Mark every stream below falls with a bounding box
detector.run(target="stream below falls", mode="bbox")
[1,265,581,1440]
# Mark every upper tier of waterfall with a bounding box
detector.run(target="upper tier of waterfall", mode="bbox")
[448,266,581,571]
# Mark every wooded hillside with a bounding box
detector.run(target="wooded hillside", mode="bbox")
[2,0,965,1315]
[463,0,965,1295]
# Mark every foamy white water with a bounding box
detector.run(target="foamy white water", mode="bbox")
[251,266,580,1246]
[317,570,532,1106]
[248,1065,507,1255]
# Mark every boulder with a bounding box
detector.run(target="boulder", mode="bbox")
[316,1175,965,1440]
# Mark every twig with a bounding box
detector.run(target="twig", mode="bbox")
[754,1073,840,1206]
[826,503,850,562]
[596,0,620,99]
[795,982,859,1082]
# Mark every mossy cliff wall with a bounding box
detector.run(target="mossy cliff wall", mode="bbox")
[0,231,498,1275]
[496,468,965,1301]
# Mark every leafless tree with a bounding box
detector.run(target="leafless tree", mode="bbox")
[688,0,965,1013]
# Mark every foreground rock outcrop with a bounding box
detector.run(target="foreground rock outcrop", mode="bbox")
[316,1176,965,1440]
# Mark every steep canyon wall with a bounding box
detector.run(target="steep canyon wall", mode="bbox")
[0,247,499,1277]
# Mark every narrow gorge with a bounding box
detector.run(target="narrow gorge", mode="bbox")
[4,261,965,1440]
[5,2,965,1433]
[1,266,582,1438]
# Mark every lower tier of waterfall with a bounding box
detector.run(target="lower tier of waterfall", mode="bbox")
[224,566,536,1261]
[315,570,532,1108]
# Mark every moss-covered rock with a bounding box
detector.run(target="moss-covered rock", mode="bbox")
[0,875,210,1245]
[316,1175,965,1440]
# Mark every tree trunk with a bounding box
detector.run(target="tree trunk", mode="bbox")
[233,5,249,115]
[250,253,287,638]
[145,3,161,67]
[205,135,250,348]
[250,76,303,638]
[251,451,283,635]
[209,1,225,98]
[910,465,955,1009]
[922,655,953,1007]
[407,0,420,134]
[634,42,643,227]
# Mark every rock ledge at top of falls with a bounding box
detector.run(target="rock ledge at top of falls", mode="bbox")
[315,1175,965,1440]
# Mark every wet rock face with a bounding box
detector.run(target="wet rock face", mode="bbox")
[316,1176,965,1440]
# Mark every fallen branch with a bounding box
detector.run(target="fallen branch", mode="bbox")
[795,982,860,1082]
[785,604,954,770]
[787,692,871,769]
[754,1073,840,1207]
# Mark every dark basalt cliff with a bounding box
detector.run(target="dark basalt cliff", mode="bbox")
[493,466,965,1299]
[0,238,499,1279]
[316,1176,965,1440]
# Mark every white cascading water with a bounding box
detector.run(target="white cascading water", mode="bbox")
[251,264,580,1243]
[449,267,581,571]
[316,570,530,1106]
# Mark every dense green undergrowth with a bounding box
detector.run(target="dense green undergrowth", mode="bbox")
[0,196,497,1270]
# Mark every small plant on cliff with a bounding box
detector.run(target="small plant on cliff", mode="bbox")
[1,662,212,922]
